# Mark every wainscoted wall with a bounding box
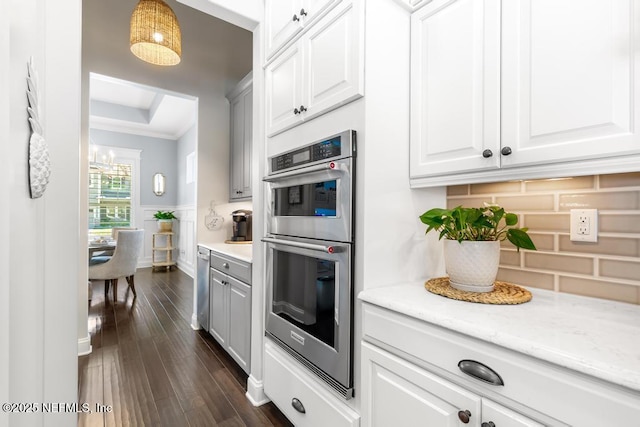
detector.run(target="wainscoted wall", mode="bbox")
[447,172,640,305]
[140,205,196,277]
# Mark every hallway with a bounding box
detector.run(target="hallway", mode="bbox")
[78,268,292,426]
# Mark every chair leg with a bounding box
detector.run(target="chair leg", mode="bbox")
[112,278,118,301]
[104,279,110,296]
[126,275,136,296]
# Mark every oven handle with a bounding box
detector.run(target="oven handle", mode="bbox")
[261,237,345,254]
[263,161,347,182]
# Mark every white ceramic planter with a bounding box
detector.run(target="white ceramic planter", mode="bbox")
[443,240,500,293]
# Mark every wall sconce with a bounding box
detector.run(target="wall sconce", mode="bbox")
[153,173,165,196]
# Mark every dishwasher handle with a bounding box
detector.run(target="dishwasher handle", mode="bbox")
[197,251,210,260]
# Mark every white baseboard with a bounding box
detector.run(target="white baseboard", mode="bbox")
[78,335,92,356]
[191,313,201,330]
[246,375,270,406]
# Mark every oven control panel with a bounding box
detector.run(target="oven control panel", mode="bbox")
[270,130,355,174]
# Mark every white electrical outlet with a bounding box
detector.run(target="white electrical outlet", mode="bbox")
[570,209,598,242]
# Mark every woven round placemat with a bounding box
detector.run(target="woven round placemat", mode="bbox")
[425,277,532,305]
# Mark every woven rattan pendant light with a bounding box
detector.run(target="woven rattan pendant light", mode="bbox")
[130,0,182,66]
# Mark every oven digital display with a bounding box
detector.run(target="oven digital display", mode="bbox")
[292,150,310,165]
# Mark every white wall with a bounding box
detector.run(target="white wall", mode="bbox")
[2,0,81,426]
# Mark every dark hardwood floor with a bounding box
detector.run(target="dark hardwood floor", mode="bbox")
[78,267,293,427]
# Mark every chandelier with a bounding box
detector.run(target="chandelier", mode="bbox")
[130,0,182,66]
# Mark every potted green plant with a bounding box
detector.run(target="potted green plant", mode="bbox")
[420,204,536,293]
[154,210,177,232]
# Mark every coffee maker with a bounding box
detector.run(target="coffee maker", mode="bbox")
[231,209,252,242]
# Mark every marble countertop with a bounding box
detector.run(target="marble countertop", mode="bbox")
[359,281,640,393]
[198,242,252,263]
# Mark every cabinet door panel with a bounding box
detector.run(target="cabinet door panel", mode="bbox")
[482,399,544,427]
[501,0,640,167]
[209,269,228,346]
[266,44,304,136]
[362,342,481,427]
[303,1,364,121]
[227,277,251,374]
[230,87,252,200]
[410,0,501,178]
[265,0,304,59]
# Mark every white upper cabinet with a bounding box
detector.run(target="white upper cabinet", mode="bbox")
[265,0,340,60]
[410,0,640,186]
[266,0,364,136]
[501,0,638,167]
[410,0,501,178]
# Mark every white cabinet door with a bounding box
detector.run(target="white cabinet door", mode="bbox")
[265,0,341,60]
[209,269,228,347]
[410,0,501,178]
[482,399,544,427]
[265,0,304,59]
[230,85,252,200]
[266,43,304,136]
[266,0,364,137]
[362,342,482,427]
[303,0,363,121]
[227,276,251,373]
[501,0,640,168]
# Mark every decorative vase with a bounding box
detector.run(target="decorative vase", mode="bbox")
[157,219,173,232]
[443,240,500,293]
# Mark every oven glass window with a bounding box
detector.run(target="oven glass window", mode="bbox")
[272,249,336,348]
[274,180,337,217]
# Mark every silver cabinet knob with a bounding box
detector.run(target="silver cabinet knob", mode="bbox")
[501,146,512,156]
[222,262,229,269]
[482,422,496,427]
[292,14,299,22]
[291,398,305,414]
[482,149,493,158]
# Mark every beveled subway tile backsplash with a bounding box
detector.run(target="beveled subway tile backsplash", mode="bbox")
[447,172,640,304]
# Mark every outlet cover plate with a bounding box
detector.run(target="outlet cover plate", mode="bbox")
[570,209,598,242]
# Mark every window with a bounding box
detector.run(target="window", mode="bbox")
[88,145,140,237]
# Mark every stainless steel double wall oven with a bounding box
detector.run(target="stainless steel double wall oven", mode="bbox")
[263,130,356,398]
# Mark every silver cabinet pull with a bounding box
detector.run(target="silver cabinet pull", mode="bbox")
[482,149,493,158]
[291,397,305,414]
[458,360,504,386]
[222,262,229,269]
[482,422,496,427]
[501,146,513,156]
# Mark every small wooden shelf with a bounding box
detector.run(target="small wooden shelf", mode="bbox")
[152,232,176,271]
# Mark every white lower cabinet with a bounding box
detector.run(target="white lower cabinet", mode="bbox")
[209,252,251,374]
[361,303,640,427]
[362,342,483,426]
[362,343,542,427]
[264,340,360,427]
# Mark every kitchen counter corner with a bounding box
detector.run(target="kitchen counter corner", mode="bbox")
[198,242,252,263]
[358,281,640,393]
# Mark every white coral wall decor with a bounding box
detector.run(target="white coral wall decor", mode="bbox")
[27,56,50,199]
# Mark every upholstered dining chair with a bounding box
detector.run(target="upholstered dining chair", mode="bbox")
[90,227,137,262]
[88,229,144,301]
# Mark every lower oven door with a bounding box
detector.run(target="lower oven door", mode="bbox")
[263,235,353,395]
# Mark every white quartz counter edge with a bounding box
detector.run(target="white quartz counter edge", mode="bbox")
[198,242,252,263]
[358,281,640,393]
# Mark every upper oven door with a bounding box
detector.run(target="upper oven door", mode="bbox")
[264,157,353,242]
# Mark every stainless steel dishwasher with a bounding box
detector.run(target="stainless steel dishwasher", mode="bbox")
[196,246,210,330]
